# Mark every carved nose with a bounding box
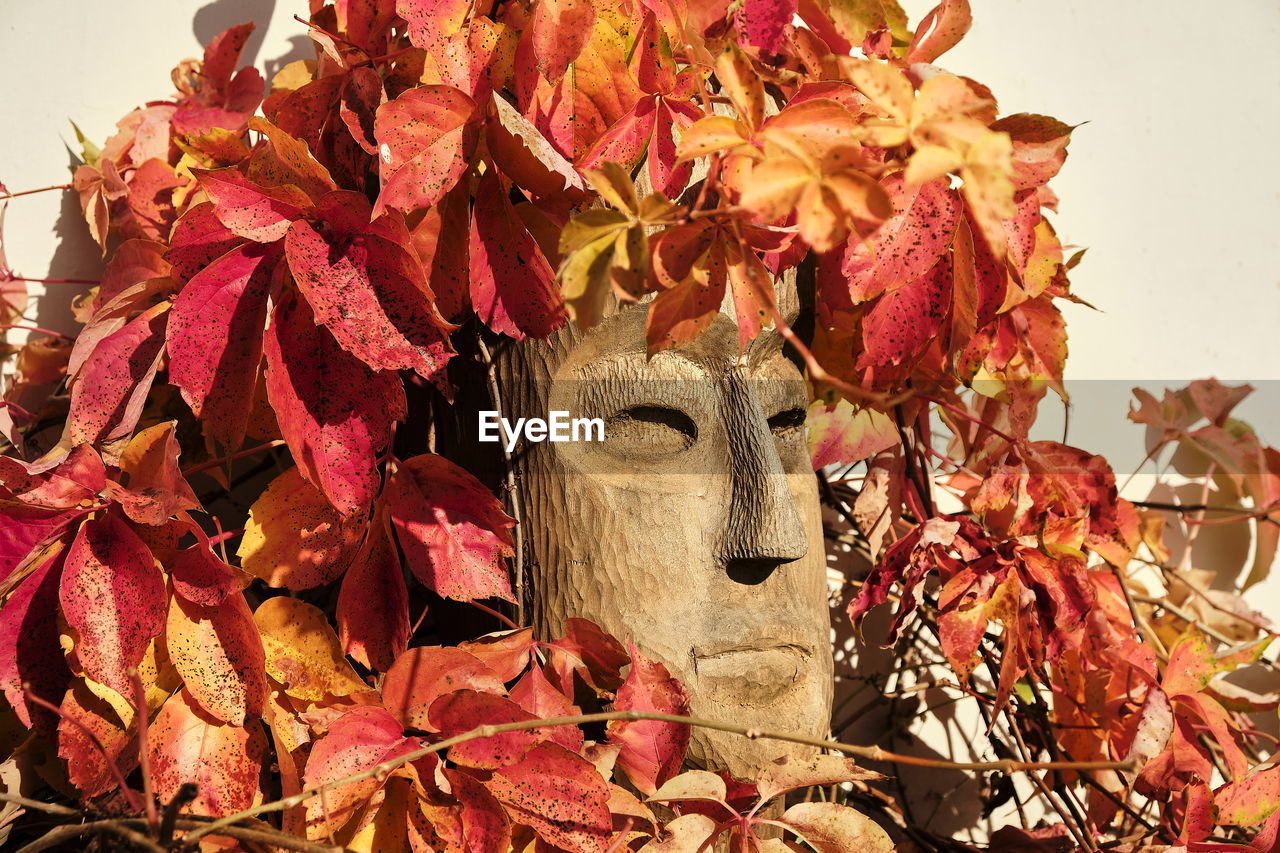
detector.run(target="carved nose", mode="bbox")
[718,371,809,584]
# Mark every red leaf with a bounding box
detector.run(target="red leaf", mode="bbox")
[58,681,136,797]
[509,665,584,753]
[194,167,310,243]
[430,690,545,768]
[167,534,241,607]
[382,645,506,730]
[166,202,243,285]
[736,0,798,54]
[399,0,473,52]
[990,114,1074,191]
[0,545,70,729]
[285,219,455,388]
[386,453,516,602]
[337,510,410,671]
[834,175,962,304]
[607,645,690,795]
[67,300,169,447]
[858,257,953,368]
[907,0,973,64]
[106,421,202,525]
[486,742,613,853]
[546,618,630,694]
[59,513,165,697]
[167,241,278,451]
[408,184,472,321]
[303,706,421,830]
[445,767,512,853]
[458,627,536,682]
[530,0,597,81]
[262,293,405,516]
[150,688,267,817]
[94,238,171,313]
[468,172,566,339]
[373,85,477,216]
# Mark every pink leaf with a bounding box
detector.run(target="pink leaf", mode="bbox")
[530,0,598,81]
[303,706,421,829]
[59,513,165,697]
[607,644,690,795]
[735,0,798,54]
[373,85,476,216]
[858,258,953,368]
[285,219,455,389]
[167,241,278,451]
[166,202,243,285]
[386,453,516,602]
[262,293,405,516]
[468,171,566,340]
[445,767,512,853]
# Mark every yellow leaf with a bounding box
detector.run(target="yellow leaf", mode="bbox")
[839,58,913,122]
[905,144,963,185]
[237,467,363,590]
[583,161,639,214]
[254,597,370,701]
[715,43,765,128]
[677,115,752,162]
[739,156,812,222]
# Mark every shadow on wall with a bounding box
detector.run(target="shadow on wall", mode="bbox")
[33,149,107,339]
[195,0,313,85]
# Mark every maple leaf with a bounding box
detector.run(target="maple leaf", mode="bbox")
[779,801,894,852]
[150,688,267,817]
[906,0,973,64]
[262,293,405,516]
[530,0,598,81]
[459,627,536,682]
[59,513,166,698]
[430,690,556,768]
[607,644,691,795]
[373,84,477,216]
[386,452,517,602]
[735,0,798,55]
[446,767,513,853]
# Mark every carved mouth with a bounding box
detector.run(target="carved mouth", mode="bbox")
[691,642,813,705]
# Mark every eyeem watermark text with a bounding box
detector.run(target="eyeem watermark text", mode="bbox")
[478,411,604,452]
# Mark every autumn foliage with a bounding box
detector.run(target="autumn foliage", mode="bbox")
[0,0,1278,851]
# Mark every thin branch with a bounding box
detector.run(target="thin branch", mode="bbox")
[182,439,287,477]
[0,791,77,816]
[0,183,72,200]
[129,668,160,837]
[181,709,1137,847]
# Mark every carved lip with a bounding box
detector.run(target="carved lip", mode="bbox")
[690,642,814,703]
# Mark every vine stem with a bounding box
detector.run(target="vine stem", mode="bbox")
[0,183,72,200]
[9,277,100,285]
[180,709,1137,847]
[0,323,74,340]
[181,439,287,477]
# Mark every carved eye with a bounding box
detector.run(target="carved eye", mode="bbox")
[603,405,698,457]
[767,407,807,439]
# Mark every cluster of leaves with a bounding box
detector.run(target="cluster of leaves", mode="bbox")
[0,0,1276,850]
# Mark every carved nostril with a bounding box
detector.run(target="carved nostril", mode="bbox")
[726,555,795,585]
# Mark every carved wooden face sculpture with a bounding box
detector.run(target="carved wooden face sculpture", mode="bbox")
[496,298,833,776]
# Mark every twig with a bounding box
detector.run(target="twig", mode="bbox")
[0,791,77,816]
[15,820,163,853]
[0,324,74,340]
[129,668,160,837]
[22,685,144,814]
[0,183,72,200]
[180,709,1137,847]
[181,439,287,477]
